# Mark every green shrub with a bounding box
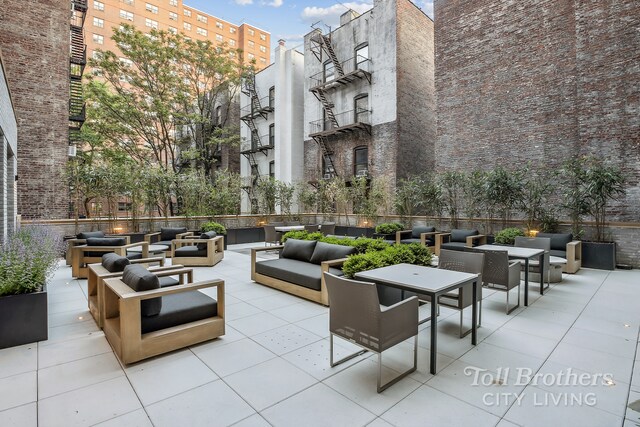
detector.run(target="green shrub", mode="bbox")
[351,237,390,253]
[342,243,433,278]
[494,227,525,245]
[201,221,226,235]
[281,231,323,242]
[374,222,404,234]
[280,231,390,253]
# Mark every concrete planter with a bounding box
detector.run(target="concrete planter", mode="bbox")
[582,241,616,270]
[0,288,48,349]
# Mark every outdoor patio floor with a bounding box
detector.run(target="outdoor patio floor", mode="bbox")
[1,243,639,427]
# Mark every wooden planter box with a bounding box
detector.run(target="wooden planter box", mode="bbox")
[0,289,48,349]
[335,226,374,238]
[582,241,616,270]
[372,233,397,241]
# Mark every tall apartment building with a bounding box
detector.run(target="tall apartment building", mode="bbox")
[240,41,304,213]
[86,0,271,69]
[0,0,73,220]
[302,0,435,189]
[0,48,18,241]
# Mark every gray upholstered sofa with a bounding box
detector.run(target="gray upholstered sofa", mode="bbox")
[251,239,356,306]
[395,226,438,247]
[434,229,486,255]
[536,232,581,273]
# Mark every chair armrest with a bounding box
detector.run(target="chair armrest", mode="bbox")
[567,240,581,259]
[436,233,451,244]
[130,256,164,267]
[420,232,439,246]
[67,238,86,244]
[153,267,193,277]
[395,230,412,244]
[381,296,419,337]
[177,231,194,239]
[123,241,149,250]
[252,245,284,254]
[107,235,130,244]
[321,258,349,270]
[467,234,487,246]
[144,232,160,243]
[119,279,224,300]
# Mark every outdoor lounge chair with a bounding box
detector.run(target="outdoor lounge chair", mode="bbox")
[170,231,224,267]
[144,227,193,257]
[72,237,147,279]
[66,231,130,265]
[319,223,336,235]
[324,272,419,393]
[434,229,486,256]
[102,264,225,364]
[537,232,582,273]
[395,226,438,247]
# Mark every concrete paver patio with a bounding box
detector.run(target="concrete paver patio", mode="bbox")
[0,243,638,427]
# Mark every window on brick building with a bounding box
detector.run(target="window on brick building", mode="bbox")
[260,57,267,64]
[259,45,266,53]
[145,3,158,14]
[355,43,369,71]
[260,33,266,41]
[197,14,207,23]
[183,22,191,31]
[92,34,104,44]
[183,8,191,16]
[323,60,334,83]
[121,0,134,5]
[93,17,104,27]
[354,94,369,123]
[216,22,223,29]
[169,11,177,20]
[119,10,133,21]
[269,161,275,178]
[353,146,368,176]
[168,26,177,34]
[248,28,255,36]
[247,53,255,60]
[269,124,275,146]
[216,34,223,42]
[93,1,104,11]
[248,40,255,48]
[145,18,158,29]
[197,27,207,36]
[269,86,275,108]
[230,27,236,34]
[229,39,236,46]
[169,0,177,5]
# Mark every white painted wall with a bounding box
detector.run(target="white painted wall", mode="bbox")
[240,42,305,213]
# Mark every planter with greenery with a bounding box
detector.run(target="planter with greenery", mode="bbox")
[342,243,433,279]
[281,231,390,254]
[373,222,404,241]
[494,227,525,245]
[0,226,64,349]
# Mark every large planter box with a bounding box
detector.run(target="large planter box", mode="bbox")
[334,226,374,238]
[372,232,397,241]
[0,289,48,349]
[226,227,264,245]
[582,241,616,270]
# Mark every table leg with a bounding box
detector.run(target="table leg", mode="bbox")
[471,280,478,345]
[524,258,529,306]
[539,252,545,295]
[430,298,438,375]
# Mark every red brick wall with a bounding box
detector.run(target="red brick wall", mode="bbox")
[0,0,70,219]
[435,0,640,223]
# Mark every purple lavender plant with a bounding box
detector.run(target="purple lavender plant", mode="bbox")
[0,225,64,296]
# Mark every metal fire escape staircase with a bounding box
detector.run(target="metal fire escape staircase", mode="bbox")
[309,29,344,179]
[69,0,87,155]
[240,72,268,206]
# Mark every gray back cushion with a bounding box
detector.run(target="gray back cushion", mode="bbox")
[87,237,126,247]
[197,231,217,251]
[77,231,105,239]
[101,253,130,273]
[160,227,187,242]
[309,241,356,265]
[450,229,478,243]
[412,226,436,239]
[537,233,572,251]
[122,264,161,316]
[281,239,317,263]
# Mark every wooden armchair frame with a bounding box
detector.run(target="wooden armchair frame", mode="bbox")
[87,260,190,328]
[564,240,582,274]
[250,245,347,306]
[66,235,131,265]
[170,236,224,267]
[144,231,194,258]
[395,230,440,247]
[72,241,149,279]
[434,233,487,256]
[102,276,225,364]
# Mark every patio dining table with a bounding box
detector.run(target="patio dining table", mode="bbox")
[274,225,305,232]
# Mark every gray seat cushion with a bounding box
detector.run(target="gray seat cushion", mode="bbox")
[537,233,572,251]
[174,246,207,257]
[400,237,435,245]
[160,227,188,242]
[77,231,105,239]
[141,291,217,334]
[309,242,356,265]
[159,276,180,288]
[255,258,343,291]
[440,241,469,251]
[197,231,217,251]
[550,249,567,258]
[101,253,130,273]
[85,237,127,258]
[155,241,173,249]
[281,239,317,263]
[126,253,143,261]
[122,265,161,316]
[412,226,435,239]
[450,229,479,243]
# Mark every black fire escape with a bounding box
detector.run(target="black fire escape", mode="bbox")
[240,71,274,209]
[308,28,372,180]
[69,0,87,156]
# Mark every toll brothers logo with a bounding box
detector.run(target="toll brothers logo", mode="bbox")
[463,367,615,407]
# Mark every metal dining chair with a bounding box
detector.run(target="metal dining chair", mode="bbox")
[263,224,279,246]
[323,272,419,393]
[471,248,521,314]
[514,236,551,290]
[319,223,336,235]
[304,224,318,233]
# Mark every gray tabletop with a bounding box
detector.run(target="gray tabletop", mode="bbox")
[474,244,544,258]
[274,225,305,232]
[355,263,478,294]
[127,244,168,253]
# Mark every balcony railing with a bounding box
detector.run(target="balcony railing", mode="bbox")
[309,55,372,89]
[240,96,274,118]
[309,108,371,137]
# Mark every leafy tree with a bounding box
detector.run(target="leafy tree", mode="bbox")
[395,176,424,227]
[276,181,296,220]
[438,171,466,228]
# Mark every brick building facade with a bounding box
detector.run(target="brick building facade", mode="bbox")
[435,0,640,263]
[0,0,71,220]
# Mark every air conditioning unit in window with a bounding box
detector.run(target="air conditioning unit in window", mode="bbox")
[68,145,77,157]
[356,169,368,178]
